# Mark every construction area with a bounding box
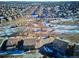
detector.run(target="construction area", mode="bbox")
[0,1,79,58]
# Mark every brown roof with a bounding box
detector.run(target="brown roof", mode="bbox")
[7,36,36,46]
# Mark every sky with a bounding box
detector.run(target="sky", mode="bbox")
[0,0,78,1]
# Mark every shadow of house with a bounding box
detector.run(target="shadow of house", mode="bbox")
[39,39,69,58]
